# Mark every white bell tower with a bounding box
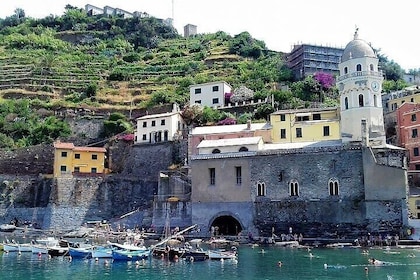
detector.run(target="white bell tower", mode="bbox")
[337,29,385,146]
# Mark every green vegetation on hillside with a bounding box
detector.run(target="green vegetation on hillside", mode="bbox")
[0,6,412,148]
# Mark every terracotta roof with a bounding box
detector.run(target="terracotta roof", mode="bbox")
[53,142,75,149]
[73,147,107,153]
[54,141,106,153]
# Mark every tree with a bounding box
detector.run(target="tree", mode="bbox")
[102,112,132,137]
[230,85,254,103]
[181,104,203,126]
[14,8,25,19]
[30,116,71,145]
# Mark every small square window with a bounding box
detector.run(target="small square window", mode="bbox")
[74,167,80,173]
[212,86,219,92]
[61,151,67,157]
[195,100,201,104]
[161,119,165,125]
[296,128,302,138]
[313,114,321,120]
[212,98,219,104]
[75,153,80,159]
[91,167,97,173]
[143,121,147,127]
[194,88,201,94]
[151,120,156,127]
[280,114,286,121]
[92,154,98,160]
[280,129,286,139]
[60,165,66,172]
[142,134,147,140]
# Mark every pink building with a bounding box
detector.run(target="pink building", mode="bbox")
[396,102,420,170]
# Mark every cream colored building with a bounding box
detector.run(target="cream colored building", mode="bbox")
[270,107,340,143]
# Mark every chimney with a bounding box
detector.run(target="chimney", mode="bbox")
[361,119,369,146]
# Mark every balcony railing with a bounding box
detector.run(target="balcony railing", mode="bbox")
[336,71,383,82]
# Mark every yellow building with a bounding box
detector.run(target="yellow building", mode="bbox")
[408,195,420,219]
[270,107,341,143]
[53,142,107,177]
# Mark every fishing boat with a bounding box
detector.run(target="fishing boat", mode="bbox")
[31,237,59,254]
[3,241,19,252]
[91,246,113,259]
[69,246,94,259]
[18,243,32,253]
[0,224,16,232]
[107,241,147,252]
[208,248,237,260]
[48,239,73,257]
[112,249,150,261]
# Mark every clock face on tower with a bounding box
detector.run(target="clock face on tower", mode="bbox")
[371,81,380,92]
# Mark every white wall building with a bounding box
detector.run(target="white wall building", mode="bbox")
[135,104,185,144]
[336,30,385,145]
[189,81,232,108]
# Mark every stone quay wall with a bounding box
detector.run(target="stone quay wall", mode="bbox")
[0,141,187,231]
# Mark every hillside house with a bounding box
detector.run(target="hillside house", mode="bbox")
[135,104,185,144]
[189,81,232,108]
[53,142,107,178]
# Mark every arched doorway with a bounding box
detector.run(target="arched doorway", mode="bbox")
[210,215,242,236]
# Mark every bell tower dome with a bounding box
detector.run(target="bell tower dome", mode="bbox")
[337,29,385,145]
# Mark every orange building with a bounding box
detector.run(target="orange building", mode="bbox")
[53,141,107,177]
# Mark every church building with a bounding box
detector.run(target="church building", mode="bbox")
[177,31,409,239]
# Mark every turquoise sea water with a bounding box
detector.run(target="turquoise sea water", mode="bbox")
[1,245,420,280]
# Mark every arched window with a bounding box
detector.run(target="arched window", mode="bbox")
[356,64,362,71]
[370,64,374,71]
[359,94,364,107]
[164,130,169,141]
[344,67,348,74]
[239,146,249,152]
[329,179,339,195]
[212,149,221,154]
[345,97,349,110]
[257,182,266,196]
[289,180,299,196]
[374,95,377,107]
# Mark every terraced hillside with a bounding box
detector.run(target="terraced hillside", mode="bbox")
[0,23,288,115]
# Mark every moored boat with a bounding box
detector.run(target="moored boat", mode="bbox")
[31,237,59,254]
[91,246,113,259]
[112,249,150,261]
[3,242,19,252]
[0,224,16,233]
[69,246,93,259]
[208,248,237,260]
